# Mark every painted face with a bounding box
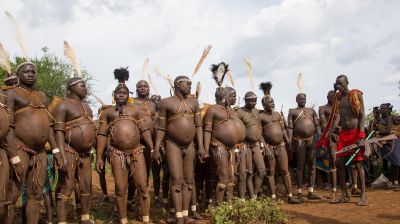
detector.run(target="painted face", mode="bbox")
[226,89,237,105]
[335,77,348,93]
[73,81,88,99]
[177,79,192,95]
[114,87,129,105]
[245,97,257,109]
[18,64,36,87]
[263,96,275,111]
[136,81,150,97]
[296,94,306,107]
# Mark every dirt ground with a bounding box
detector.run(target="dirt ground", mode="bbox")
[13,172,400,224]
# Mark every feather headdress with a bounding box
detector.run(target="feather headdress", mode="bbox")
[5,10,28,60]
[154,65,174,88]
[141,57,149,80]
[192,45,212,78]
[259,82,272,96]
[243,57,254,91]
[297,73,304,93]
[0,43,12,74]
[114,67,130,84]
[64,41,83,78]
[147,73,158,93]
[210,62,229,87]
[226,70,235,87]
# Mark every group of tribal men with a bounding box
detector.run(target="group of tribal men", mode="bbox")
[0,59,370,224]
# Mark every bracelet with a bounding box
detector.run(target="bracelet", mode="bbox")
[52,148,60,154]
[10,156,21,164]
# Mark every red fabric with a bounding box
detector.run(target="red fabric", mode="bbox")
[336,129,365,161]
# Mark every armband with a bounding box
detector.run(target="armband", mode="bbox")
[204,128,213,133]
[54,128,66,133]
[9,123,15,128]
[10,156,21,164]
[157,126,167,131]
[52,148,60,154]
[140,127,150,133]
[97,132,108,136]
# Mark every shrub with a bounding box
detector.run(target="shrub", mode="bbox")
[207,197,288,224]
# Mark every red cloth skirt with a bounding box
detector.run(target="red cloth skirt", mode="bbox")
[336,129,365,161]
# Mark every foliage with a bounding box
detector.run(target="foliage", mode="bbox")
[0,47,93,103]
[207,197,288,224]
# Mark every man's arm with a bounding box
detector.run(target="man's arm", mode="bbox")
[4,90,23,178]
[203,107,214,155]
[153,99,167,161]
[313,108,322,136]
[287,109,294,143]
[137,110,154,152]
[53,103,68,170]
[194,101,206,158]
[318,106,327,132]
[357,93,366,133]
[96,110,109,172]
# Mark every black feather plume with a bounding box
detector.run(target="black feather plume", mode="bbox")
[114,67,130,84]
[259,82,272,96]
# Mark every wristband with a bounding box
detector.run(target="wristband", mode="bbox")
[260,143,265,148]
[10,156,21,164]
[52,148,60,154]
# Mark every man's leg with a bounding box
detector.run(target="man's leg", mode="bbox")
[152,159,161,205]
[329,142,337,199]
[132,153,151,223]
[182,144,195,223]
[99,154,108,201]
[331,156,350,203]
[166,142,184,223]
[26,151,47,224]
[276,146,300,204]
[0,149,9,222]
[355,161,367,206]
[294,140,306,200]
[238,148,247,199]
[252,144,266,197]
[5,149,29,224]
[265,151,277,201]
[306,141,321,200]
[109,152,129,224]
[211,146,230,205]
[56,152,78,223]
[78,156,92,223]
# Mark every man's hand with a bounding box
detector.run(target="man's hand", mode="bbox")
[96,158,104,173]
[54,152,68,172]
[152,149,161,164]
[198,147,208,163]
[10,156,24,181]
[265,148,274,161]
[330,133,339,143]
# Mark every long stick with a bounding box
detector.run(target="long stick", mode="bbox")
[345,131,374,166]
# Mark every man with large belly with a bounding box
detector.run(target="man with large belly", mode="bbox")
[0,89,10,222]
[331,74,367,206]
[259,82,300,204]
[96,68,154,224]
[4,62,62,224]
[153,76,206,224]
[203,87,246,205]
[53,77,96,224]
[287,93,322,201]
[236,91,266,199]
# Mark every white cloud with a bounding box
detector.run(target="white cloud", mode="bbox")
[1,0,400,111]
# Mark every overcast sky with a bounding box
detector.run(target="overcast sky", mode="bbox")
[1,0,399,114]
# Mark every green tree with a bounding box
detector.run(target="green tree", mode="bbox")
[1,47,92,102]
